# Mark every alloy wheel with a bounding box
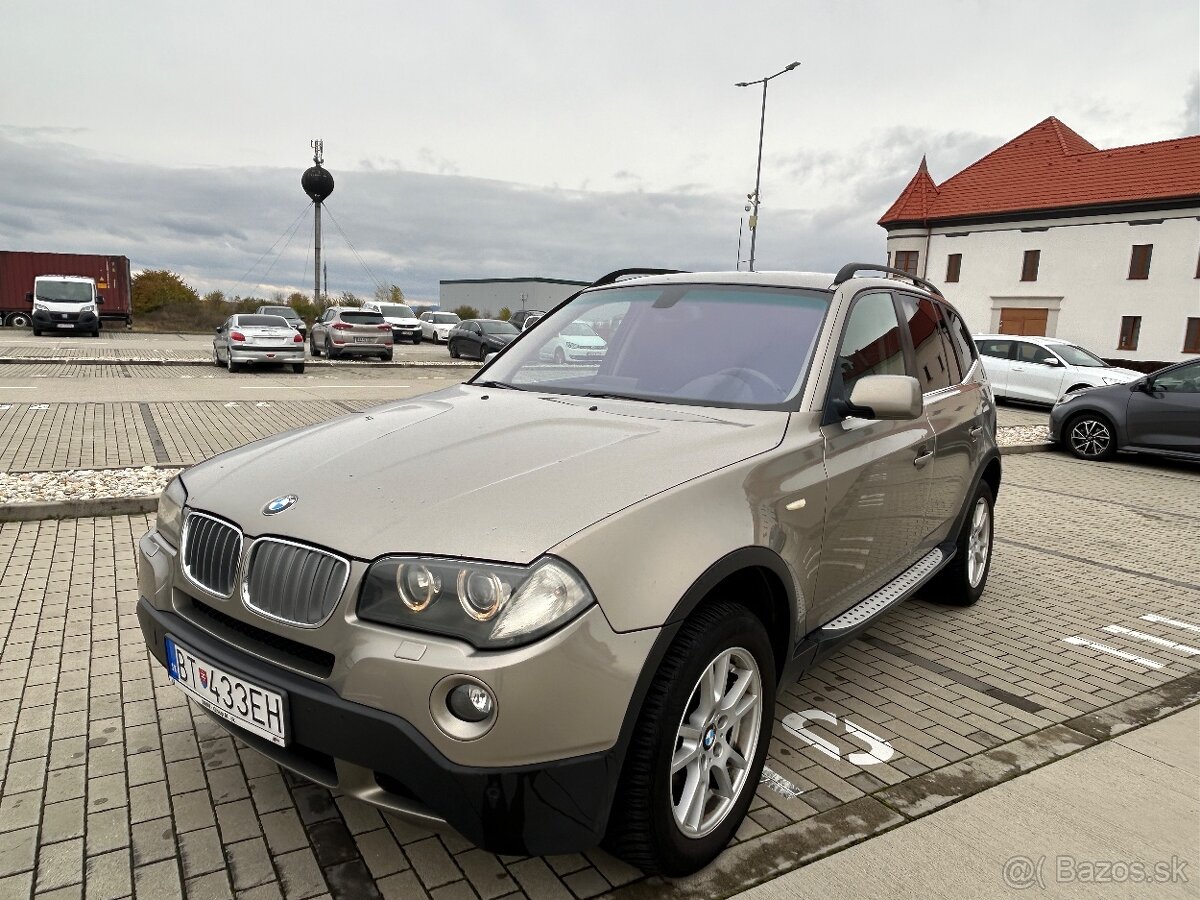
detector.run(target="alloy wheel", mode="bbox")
[1070,418,1111,458]
[967,497,991,588]
[670,647,763,839]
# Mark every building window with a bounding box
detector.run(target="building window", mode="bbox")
[1128,244,1153,280]
[945,253,962,283]
[1118,316,1141,351]
[1185,318,1200,354]
[894,251,919,277]
[1020,250,1040,282]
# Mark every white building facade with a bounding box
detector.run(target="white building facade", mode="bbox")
[438,277,589,318]
[880,119,1200,365]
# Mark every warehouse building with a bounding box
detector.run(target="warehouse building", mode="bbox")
[880,117,1200,364]
[438,277,589,319]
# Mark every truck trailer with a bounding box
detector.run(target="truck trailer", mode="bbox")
[0,251,133,330]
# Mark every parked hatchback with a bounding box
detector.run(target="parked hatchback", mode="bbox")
[213,314,305,373]
[420,311,461,344]
[255,305,307,338]
[974,334,1141,404]
[1049,357,1200,461]
[309,308,394,361]
[137,265,1000,875]
[448,318,518,361]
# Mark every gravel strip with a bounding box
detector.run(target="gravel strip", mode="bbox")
[0,466,181,505]
[997,424,1051,446]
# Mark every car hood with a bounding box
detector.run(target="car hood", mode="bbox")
[180,386,787,563]
[1098,366,1142,381]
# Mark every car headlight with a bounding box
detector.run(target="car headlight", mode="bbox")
[34,301,48,311]
[81,304,95,313]
[358,556,595,648]
[1101,376,1124,385]
[157,475,187,547]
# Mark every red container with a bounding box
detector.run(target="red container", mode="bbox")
[0,251,133,328]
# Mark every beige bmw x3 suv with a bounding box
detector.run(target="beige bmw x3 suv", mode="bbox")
[138,265,1000,875]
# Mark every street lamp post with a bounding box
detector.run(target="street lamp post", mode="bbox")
[736,61,800,272]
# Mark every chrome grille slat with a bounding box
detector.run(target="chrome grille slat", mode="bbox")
[242,538,349,628]
[181,513,241,598]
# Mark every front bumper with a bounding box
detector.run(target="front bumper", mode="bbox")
[137,597,619,854]
[33,310,99,331]
[391,326,421,342]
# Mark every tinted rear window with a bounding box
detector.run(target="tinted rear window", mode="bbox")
[238,315,289,327]
[342,312,385,324]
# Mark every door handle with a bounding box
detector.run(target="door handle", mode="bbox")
[913,449,934,468]
[969,425,984,438]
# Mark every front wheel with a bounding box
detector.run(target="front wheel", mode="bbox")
[449,341,459,359]
[292,363,305,374]
[605,602,775,876]
[928,480,994,606]
[1066,413,1117,461]
[412,335,421,344]
[310,335,321,357]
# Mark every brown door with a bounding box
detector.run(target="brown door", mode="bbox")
[998,307,1048,336]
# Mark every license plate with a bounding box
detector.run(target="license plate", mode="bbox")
[354,337,376,344]
[165,637,287,745]
[56,323,74,329]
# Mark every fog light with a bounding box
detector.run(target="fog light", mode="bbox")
[447,684,494,722]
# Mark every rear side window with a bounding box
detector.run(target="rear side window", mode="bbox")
[941,307,977,379]
[834,292,906,401]
[977,339,1013,359]
[342,311,385,324]
[897,294,953,392]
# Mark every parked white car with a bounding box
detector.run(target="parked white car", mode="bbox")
[536,321,608,364]
[974,335,1142,404]
[419,311,461,343]
[363,301,423,344]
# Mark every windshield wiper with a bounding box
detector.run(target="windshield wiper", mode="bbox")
[583,391,667,404]
[474,380,523,390]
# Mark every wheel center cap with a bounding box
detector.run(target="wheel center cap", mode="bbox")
[703,725,717,749]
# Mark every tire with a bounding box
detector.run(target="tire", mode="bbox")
[9,313,31,328]
[91,330,100,337]
[32,328,41,336]
[310,335,321,357]
[325,337,340,360]
[412,335,421,345]
[1065,413,1117,461]
[226,353,239,373]
[553,348,566,365]
[605,602,775,876]
[213,347,222,367]
[292,363,305,374]
[479,344,489,362]
[381,351,393,362]
[449,341,459,359]
[928,480,994,606]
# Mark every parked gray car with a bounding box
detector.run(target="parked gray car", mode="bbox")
[137,265,1000,875]
[213,314,305,373]
[309,307,394,361]
[1049,357,1200,461]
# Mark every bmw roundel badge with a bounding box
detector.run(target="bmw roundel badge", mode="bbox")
[263,495,299,516]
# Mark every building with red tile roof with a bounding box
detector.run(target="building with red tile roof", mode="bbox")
[880,118,1200,363]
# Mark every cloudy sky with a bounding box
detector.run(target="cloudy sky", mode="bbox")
[2,0,1197,303]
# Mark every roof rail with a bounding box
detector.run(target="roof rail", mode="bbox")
[587,267,689,289]
[831,263,943,298]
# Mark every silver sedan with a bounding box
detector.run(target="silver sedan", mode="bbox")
[213,314,306,373]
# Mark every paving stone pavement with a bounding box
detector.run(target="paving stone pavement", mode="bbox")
[1,455,1198,898]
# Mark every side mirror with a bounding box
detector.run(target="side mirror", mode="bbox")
[1043,357,1060,366]
[844,375,923,420]
[25,292,33,303]
[96,296,106,306]
[1132,378,1151,393]
[215,327,222,334]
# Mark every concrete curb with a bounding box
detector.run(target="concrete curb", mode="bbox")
[0,495,159,522]
[999,442,1056,456]
[0,356,479,369]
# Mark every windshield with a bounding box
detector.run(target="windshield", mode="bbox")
[1052,344,1107,367]
[260,307,299,319]
[35,280,92,303]
[431,313,459,324]
[378,305,415,318]
[238,315,290,328]
[480,283,830,408]
[342,311,385,324]
[482,321,519,335]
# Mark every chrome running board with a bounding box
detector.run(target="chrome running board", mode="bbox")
[816,548,945,634]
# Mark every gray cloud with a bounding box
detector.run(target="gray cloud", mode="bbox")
[1182,73,1200,137]
[0,126,993,303]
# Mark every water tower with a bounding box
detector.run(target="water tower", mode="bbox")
[301,140,335,302]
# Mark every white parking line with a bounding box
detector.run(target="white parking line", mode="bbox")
[235,385,409,390]
[0,386,37,389]
[1140,613,1200,635]
[1061,637,1164,669]
[1102,625,1200,657]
